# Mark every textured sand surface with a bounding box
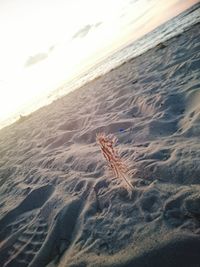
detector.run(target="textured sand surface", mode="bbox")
[0,23,200,267]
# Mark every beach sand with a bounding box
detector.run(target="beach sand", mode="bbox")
[0,22,200,267]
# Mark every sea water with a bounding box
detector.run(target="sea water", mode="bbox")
[1,3,200,130]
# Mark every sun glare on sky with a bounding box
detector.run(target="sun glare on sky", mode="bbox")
[0,0,198,129]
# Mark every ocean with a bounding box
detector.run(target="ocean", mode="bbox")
[1,2,200,130]
[52,2,200,100]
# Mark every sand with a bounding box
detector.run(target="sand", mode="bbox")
[0,22,200,267]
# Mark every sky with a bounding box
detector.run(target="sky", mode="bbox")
[0,0,198,128]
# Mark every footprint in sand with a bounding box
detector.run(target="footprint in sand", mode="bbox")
[0,184,54,267]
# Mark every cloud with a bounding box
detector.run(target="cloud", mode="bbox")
[25,53,48,67]
[72,25,92,39]
[25,45,55,67]
[72,22,102,39]
[129,0,140,4]
[48,45,55,52]
[94,22,102,28]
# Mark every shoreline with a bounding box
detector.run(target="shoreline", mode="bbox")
[0,3,199,132]
[0,21,200,267]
